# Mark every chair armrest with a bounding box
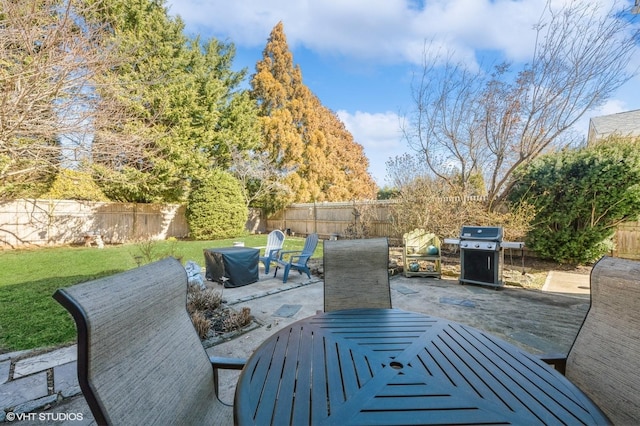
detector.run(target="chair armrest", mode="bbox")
[266,248,282,259]
[210,356,246,370]
[539,353,567,375]
[210,356,246,399]
[278,250,302,261]
[290,254,311,265]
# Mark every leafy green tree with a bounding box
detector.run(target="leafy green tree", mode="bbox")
[508,137,640,263]
[86,0,259,202]
[251,22,377,204]
[377,186,399,200]
[186,169,247,240]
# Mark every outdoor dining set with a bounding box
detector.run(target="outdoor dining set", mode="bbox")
[52,232,640,425]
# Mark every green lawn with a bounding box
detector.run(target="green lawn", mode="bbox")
[0,235,321,353]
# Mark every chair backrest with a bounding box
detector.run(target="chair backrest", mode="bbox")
[302,233,319,256]
[565,256,640,425]
[323,238,391,312]
[403,228,440,254]
[265,229,285,254]
[53,257,230,425]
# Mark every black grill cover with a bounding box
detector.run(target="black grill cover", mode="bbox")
[203,247,259,288]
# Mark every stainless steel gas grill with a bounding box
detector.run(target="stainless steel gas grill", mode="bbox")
[458,226,504,288]
[444,226,525,289]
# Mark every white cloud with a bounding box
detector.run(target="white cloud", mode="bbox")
[336,110,406,185]
[166,0,640,180]
[166,0,572,67]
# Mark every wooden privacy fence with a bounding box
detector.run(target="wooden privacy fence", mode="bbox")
[266,201,640,260]
[2,198,639,259]
[0,199,188,249]
[265,201,401,242]
[613,220,640,260]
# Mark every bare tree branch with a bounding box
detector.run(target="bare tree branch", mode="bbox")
[0,0,120,198]
[403,0,639,210]
[229,147,291,208]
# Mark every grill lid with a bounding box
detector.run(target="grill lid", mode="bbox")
[460,226,503,241]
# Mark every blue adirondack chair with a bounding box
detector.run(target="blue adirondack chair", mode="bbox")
[273,233,319,283]
[259,230,285,274]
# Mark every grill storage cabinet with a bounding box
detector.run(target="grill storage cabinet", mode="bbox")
[460,247,503,287]
[403,229,441,278]
[458,226,503,288]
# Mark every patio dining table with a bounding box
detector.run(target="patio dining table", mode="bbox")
[234,308,609,425]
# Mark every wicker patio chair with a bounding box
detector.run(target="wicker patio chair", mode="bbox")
[53,257,245,425]
[541,255,640,425]
[322,237,392,312]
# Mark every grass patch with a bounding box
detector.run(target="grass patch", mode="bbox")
[0,235,320,353]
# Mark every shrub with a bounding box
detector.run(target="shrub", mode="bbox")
[186,169,248,240]
[508,136,640,264]
[131,239,182,265]
[387,174,532,242]
[44,169,108,201]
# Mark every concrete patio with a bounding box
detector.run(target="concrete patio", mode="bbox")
[1,267,591,425]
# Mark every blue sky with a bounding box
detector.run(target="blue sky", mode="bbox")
[166,0,640,186]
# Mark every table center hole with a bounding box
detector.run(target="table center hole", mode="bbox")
[389,361,404,370]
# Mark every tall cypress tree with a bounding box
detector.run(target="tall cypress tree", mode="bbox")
[251,22,376,204]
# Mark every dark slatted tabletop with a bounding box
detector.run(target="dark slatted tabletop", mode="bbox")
[234,309,609,425]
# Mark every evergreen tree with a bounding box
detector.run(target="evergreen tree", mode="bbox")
[251,22,376,204]
[85,0,259,202]
[508,137,640,264]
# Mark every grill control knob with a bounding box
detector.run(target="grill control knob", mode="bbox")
[474,243,480,248]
